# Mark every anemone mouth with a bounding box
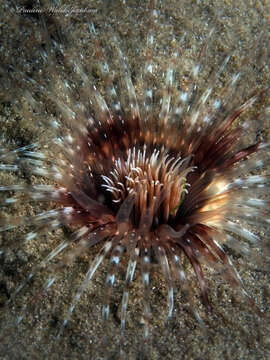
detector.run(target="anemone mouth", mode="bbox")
[101,146,195,226]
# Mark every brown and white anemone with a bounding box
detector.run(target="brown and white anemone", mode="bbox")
[0,1,269,356]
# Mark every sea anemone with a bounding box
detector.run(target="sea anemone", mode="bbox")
[0,0,269,358]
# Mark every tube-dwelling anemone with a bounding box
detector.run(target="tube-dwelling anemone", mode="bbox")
[0,3,269,354]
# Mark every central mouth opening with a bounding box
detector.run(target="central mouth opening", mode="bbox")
[101,146,194,228]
